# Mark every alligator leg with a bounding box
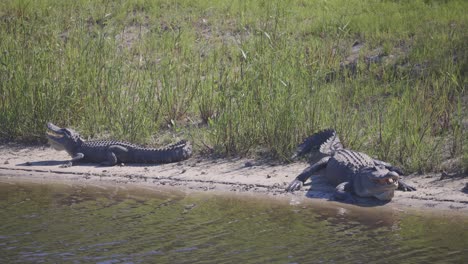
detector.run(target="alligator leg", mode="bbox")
[285,156,330,192]
[60,153,85,168]
[397,180,416,191]
[101,145,129,166]
[334,182,356,203]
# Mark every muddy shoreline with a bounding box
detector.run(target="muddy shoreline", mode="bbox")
[1,144,467,214]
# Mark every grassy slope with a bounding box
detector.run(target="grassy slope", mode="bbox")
[0,0,466,173]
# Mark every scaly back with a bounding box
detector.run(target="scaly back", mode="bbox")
[82,139,189,152]
[331,149,376,171]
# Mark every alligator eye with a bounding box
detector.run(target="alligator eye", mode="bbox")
[63,129,73,136]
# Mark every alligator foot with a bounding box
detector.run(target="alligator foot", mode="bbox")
[333,182,356,203]
[285,179,303,192]
[59,161,73,168]
[398,180,416,191]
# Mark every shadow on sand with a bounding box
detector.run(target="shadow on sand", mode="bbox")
[16,160,165,168]
[17,160,66,166]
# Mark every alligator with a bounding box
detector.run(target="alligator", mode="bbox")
[286,129,416,201]
[46,122,192,167]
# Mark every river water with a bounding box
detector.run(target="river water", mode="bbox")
[0,180,466,263]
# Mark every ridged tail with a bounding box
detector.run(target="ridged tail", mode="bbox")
[292,129,343,159]
[134,140,192,163]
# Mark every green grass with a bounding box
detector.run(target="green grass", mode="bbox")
[0,0,466,173]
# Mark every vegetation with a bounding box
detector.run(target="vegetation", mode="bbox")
[0,0,466,173]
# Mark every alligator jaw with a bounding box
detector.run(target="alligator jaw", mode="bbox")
[46,131,64,141]
[354,169,399,201]
[373,190,395,201]
[47,122,63,135]
[370,176,399,186]
[367,168,398,183]
[46,123,68,150]
[46,123,64,140]
[369,174,399,201]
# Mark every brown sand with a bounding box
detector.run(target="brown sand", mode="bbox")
[0,143,466,214]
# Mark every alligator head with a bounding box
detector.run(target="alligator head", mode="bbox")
[46,122,83,155]
[352,166,400,201]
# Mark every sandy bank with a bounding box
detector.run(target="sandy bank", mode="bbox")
[0,144,466,214]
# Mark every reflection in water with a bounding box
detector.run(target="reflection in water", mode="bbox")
[0,180,467,263]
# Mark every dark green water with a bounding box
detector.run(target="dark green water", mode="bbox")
[0,181,467,264]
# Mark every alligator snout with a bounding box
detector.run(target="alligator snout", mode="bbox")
[47,122,63,133]
[46,123,65,140]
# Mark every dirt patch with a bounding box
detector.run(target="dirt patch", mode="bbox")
[0,143,466,214]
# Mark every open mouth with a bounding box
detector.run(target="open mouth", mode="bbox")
[46,130,64,142]
[46,123,65,139]
[371,178,397,185]
[47,130,63,138]
[371,176,399,201]
[46,123,68,151]
[369,170,400,187]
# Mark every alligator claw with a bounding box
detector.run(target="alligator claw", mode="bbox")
[59,161,72,168]
[286,180,303,192]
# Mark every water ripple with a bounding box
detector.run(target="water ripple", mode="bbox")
[0,181,466,263]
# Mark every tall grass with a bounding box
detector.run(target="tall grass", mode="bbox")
[0,0,466,172]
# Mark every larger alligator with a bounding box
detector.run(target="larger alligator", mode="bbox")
[46,122,192,167]
[286,129,416,201]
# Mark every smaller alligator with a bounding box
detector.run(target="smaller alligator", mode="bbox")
[47,122,192,167]
[286,129,416,201]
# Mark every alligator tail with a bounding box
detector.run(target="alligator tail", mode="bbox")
[132,140,192,163]
[292,129,343,159]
